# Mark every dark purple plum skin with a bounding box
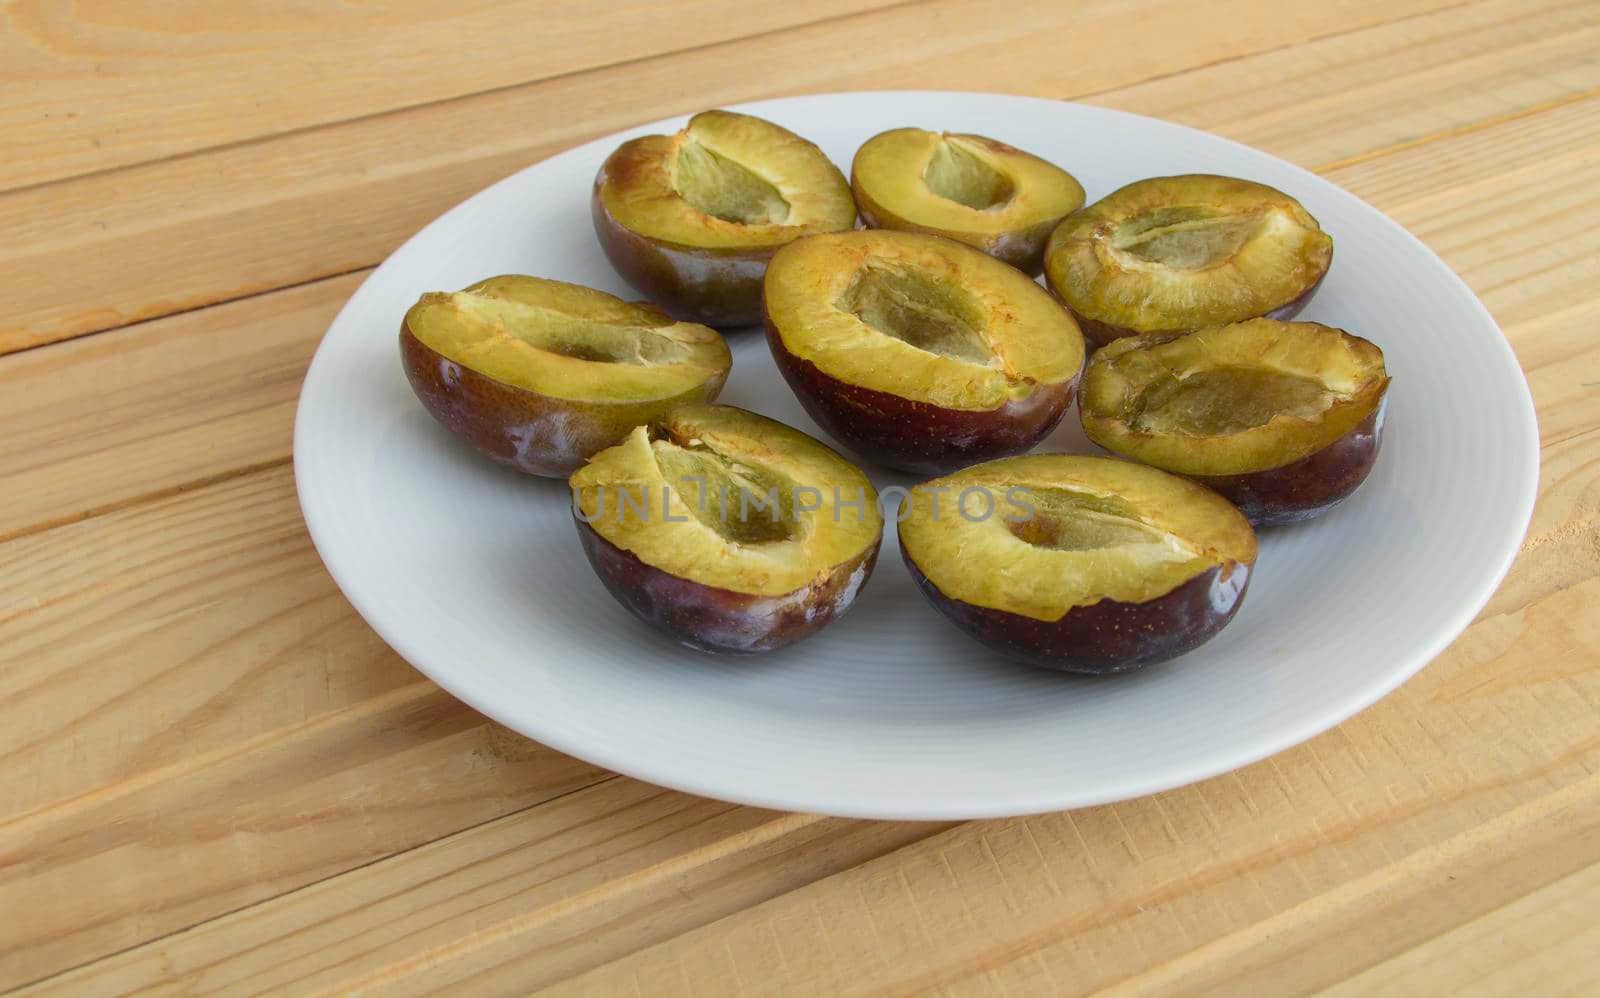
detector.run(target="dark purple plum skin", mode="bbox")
[764,306,1078,476]
[591,179,771,329]
[400,324,725,478]
[574,516,880,654]
[1071,269,1330,351]
[903,549,1252,674]
[854,199,1056,277]
[1195,397,1386,527]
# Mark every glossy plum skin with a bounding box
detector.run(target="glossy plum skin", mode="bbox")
[1195,399,1386,526]
[904,550,1251,674]
[1071,271,1328,351]
[591,183,770,329]
[855,199,1057,276]
[764,307,1077,476]
[400,324,725,477]
[574,517,880,654]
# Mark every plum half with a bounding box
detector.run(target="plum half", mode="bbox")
[592,110,856,328]
[898,455,1258,674]
[851,128,1085,275]
[1079,318,1390,525]
[1044,175,1333,349]
[763,229,1085,475]
[569,404,883,653]
[400,275,731,477]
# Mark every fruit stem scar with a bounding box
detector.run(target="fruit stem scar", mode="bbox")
[1127,366,1337,435]
[1109,206,1265,269]
[647,427,800,545]
[922,135,1016,211]
[445,292,695,367]
[1003,485,1194,555]
[835,261,997,366]
[673,138,792,226]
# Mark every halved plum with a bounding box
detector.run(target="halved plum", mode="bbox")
[851,128,1085,275]
[1044,175,1333,348]
[401,275,731,477]
[592,110,856,328]
[1079,318,1389,525]
[899,454,1257,674]
[569,404,883,653]
[764,229,1085,475]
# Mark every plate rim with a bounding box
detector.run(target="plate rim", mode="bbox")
[294,90,1541,819]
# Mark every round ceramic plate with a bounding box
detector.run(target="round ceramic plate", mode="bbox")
[295,92,1538,819]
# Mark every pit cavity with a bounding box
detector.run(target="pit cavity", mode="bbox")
[921,137,1015,210]
[452,293,694,366]
[1006,487,1180,552]
[837,262,993,365]
[650,435,801,545]
[1129,367,1334,436]
[673,139,791,225]
[1111,205,1263,269]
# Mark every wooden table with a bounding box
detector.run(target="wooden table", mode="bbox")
[3,1,1597,993]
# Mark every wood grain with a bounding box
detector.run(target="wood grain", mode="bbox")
[1316,859,1600,997]
[0,0,907,191]
[0,0,1494,353]
[1099,0,1600,171]
[24,781,953,995]
[0,467,414,819]
[3,83,1598,991]
[4,1,1599,993]
[0,674,604,990]
[0,273,356,541]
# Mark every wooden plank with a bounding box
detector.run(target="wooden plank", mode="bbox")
[0,466,419,819]
[0,273,355,542]
[1095,0,1600,171]
[0,0,906,191]
[0,0,1495,353]
[22,782,954,995]
[0,675,604,991]
[1325,95,1600,454]
[1314,859,1600,997]
[2,95,1597,990]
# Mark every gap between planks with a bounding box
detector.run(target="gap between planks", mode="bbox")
[0,456,290,547]
[1311,87,1600,174]
[0,0,921,195]
[1096,765,1600,996]
[0,0,1445,198]
[7,772,628,993]
[1068,0,1485,104]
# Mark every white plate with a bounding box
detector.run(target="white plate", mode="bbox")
[295,92,1538,819]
